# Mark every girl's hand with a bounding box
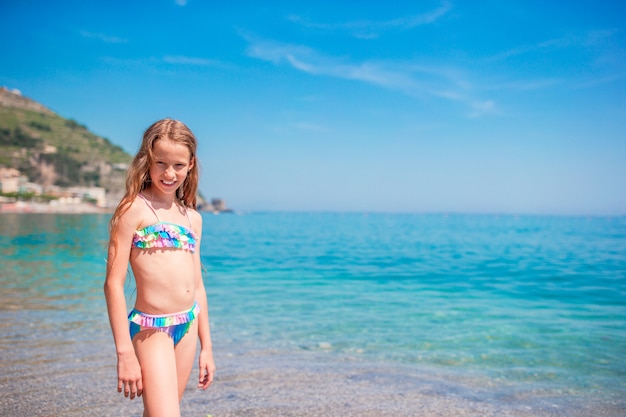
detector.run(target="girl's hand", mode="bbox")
[117,350,143,399]
[198,349,215,390]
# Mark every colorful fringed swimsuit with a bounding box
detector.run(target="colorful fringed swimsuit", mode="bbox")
[128,194,200,345]
[131,194,198,252]
[129,302,200,346]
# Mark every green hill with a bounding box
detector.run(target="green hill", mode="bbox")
[0,87,216,211]
[0,87,131,190]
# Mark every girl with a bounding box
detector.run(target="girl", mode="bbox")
[104,119,215,417]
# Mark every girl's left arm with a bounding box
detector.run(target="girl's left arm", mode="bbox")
[193,211,215,389]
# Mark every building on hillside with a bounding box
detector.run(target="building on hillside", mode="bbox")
[46,185,107,207]
[0,168,26,194]
[69,186,106,207]
[22,182,43,195]
[0,168,105,206]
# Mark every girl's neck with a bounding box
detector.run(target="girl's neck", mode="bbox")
[142,187,178,208]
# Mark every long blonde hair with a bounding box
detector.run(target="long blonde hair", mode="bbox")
[109,118,199,237]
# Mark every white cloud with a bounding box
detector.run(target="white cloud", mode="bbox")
[484,29,625,93]
[287,1,452,38]
[487,78,563,91]
[162,55,221,67]
[244,35,497,115]
[489,30,620,62]
[175,0,188,6]
[80,30,127,44]
[245,38,420,93]
[467,100,498,118]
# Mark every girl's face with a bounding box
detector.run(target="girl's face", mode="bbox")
[148,139,194,197]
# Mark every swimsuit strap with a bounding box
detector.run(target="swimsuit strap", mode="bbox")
[139,193,194,230]
[138,193,160,222]
[184,206,193,229]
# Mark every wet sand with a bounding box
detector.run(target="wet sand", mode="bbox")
[2,343,623,417]
[182,352,624,417]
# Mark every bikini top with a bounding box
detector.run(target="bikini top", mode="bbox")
[132,194,198,253]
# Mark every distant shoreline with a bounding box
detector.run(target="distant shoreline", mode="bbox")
[0,201,109,214]
[2,202,621,218]
[0,201,234,215]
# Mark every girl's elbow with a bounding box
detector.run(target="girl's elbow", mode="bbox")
[103,277,123,297]
[103,280,113,297]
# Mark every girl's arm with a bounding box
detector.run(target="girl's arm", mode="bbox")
[104,203,143,399]
[192,211,215,389]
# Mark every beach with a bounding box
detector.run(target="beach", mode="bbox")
[1,346,623,417]
[1,212,625,416]
[0,201,109,214]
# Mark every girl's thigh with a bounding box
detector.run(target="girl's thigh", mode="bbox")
[133,330,180,417]
[174,320,199,399]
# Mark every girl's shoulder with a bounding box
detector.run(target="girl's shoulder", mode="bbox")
[185,206,203,234]
[109,195,149,238]
[129,194,150,212]
[122,195,152,227]
[186,206,201,219]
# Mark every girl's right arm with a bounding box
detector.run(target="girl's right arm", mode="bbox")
[104,202,143,400]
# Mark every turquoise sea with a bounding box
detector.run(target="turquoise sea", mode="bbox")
[1,212,625,416]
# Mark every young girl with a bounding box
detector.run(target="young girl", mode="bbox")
[104,119,215,417]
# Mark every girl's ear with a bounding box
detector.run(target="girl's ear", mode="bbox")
[189,156,195,169]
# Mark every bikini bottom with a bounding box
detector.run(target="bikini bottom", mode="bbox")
[128,301,199,346]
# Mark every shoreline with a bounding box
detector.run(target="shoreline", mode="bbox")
[0,201,235,214]
[0,201,110,214]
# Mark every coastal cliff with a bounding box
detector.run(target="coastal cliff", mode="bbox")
[0,87,131,208]
[0,87,225,213]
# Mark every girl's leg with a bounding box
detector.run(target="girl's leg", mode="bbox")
[133,330,181,417]
[174,320,199,400]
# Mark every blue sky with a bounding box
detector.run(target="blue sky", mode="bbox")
[1,0,625,214]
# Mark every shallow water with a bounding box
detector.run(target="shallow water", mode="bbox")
[1,212,625,416]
